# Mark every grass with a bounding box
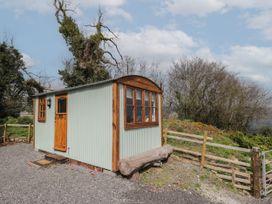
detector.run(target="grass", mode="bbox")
[0,116,33,139]
[6,126,33,138]
[164,119,272,161]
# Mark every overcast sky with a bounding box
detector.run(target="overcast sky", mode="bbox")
[0,0,272,90]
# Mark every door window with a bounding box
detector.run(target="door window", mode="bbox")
[57,97,67,114]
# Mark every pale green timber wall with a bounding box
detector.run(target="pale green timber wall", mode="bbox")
[35,83,113,170]
[119,84,162,159]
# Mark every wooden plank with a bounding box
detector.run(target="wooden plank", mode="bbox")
[216,173,251,184]
[163,128,168,145]
[32,98,36,148]
[112,82,120,172]
[168,135,251,153]
[182,154,200,162]
[204,163,251,178]
[174,147,251,167]
[167,130,213,141]
[45,153,67,161]
[117,76,162,93]
[201,131,208,169]
[27,124,31,143]
[3,124,7,143]
[234,184,251,191]
[160,94,163,146]
[54,95,67,152]
[265,160,272,165]
[6,124,30,127]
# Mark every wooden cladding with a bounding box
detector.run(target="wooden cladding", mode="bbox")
[117,75,161,93]
[112,83,120,171]
[38,97,46,122]
[124,85,159,129]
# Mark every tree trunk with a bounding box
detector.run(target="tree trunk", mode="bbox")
[119,145,173,176]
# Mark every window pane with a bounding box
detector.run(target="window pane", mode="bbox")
[127,105,134,123]
[126,87,134,123]
[145,91,150,122]
[152,93,156,122]
[136,89,142,122]
[58,98,67,113]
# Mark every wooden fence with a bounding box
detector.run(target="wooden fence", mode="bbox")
[164,129,262,198]
[0,124,33,144]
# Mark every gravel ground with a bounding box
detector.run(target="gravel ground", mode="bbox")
[0,143,216,204]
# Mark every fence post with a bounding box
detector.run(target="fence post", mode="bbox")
[231,164,236,187]
[200,131,208,169]
[262,152,266,197]
[251,147,261,198]
[27,124,31,143]
[163,128,168,145]
[3,124,7,143]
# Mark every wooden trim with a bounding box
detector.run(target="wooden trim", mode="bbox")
[112,82,120,172]
[124,85,159,130]
[55,95,67,115]
[69,159,103,172]
[38,97,46,122]
[32,98,36,148]
[160,94,163,146]
[117,76,162,93]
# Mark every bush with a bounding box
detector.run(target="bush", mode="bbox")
[5,116,18,124]
[259,127,272,137]
[17,116,32,124]
[0,118,7,124]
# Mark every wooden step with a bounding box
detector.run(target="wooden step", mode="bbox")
[45,153,68,163]
[30,159,53,167]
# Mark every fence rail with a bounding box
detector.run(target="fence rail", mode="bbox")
[163,129,263,197]
[0,123,33,143]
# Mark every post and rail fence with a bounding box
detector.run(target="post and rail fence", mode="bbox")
[0,123,33,144]
[163,129,268,198]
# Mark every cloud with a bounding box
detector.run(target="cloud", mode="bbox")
[22,53,35,67]
[105,7,132,21]
[220,46,272,84]
[0,0,52,14]
[116,26,197,67]
[163,0,272,16]
[164,0,225,17]
[116,26,272,87]
[244,10,272,41]
[0,0,127,14]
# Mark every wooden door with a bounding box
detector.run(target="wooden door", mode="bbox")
[54,95,67,152]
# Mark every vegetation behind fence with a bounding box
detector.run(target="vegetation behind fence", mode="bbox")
[164,129,263,198]
[0,124,33,143]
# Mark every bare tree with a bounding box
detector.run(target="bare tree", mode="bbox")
[167,57,271,131]
[115,55,165,88]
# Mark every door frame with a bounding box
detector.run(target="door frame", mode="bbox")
[54,94,68,152]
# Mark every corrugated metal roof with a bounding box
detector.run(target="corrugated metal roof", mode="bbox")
[33,78,114,97]
[32,75,161,97]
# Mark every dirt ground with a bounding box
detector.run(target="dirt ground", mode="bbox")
[0,143,271,204]
[139,155,272,204]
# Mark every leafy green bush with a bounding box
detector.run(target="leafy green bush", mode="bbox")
[5,116,18,124]
[231,132,272,150]
[18,116,32,124]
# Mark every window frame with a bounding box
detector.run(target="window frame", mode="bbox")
[124,85,159,129]
[38,97,46,122]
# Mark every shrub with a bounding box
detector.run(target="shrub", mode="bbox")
[18,116,32,124]
[6,116,18,124]
[259,127,272,137]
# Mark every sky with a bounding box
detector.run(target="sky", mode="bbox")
[0,0,272,90]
